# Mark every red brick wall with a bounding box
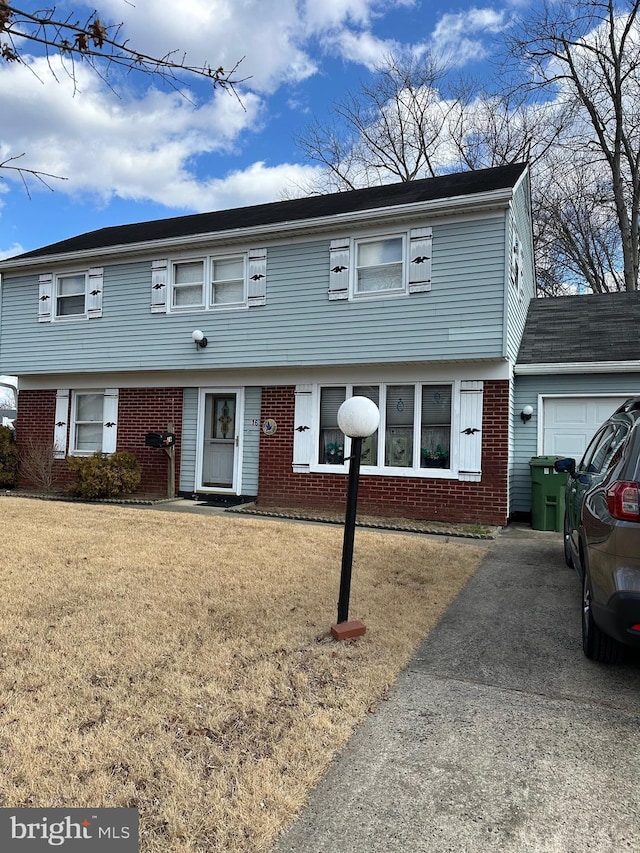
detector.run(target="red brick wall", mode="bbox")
[257,382,510,526]
[15,388,183,497]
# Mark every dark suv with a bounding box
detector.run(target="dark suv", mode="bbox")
[554,398,640,663]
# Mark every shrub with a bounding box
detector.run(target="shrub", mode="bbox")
[67,451,141,499]
[0,425,18,487]
[18,435,60,493]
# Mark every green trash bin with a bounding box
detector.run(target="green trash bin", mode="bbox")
[529,456,568,532]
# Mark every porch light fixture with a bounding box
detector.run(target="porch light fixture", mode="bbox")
[521,405,534,423]
[331,395,380,641]
[191,329,208,349]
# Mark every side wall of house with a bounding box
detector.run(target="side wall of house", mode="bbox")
[15,388,183,496]
[257,381,510,526]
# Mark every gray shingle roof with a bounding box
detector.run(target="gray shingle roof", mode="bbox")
[518,292,640,364]
[9,163,527,262]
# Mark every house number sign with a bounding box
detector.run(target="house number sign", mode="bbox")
[263,418,277,436]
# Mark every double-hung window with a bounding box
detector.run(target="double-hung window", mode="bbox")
[38,269,104,322]
[170,254,247,311]
[355,237,405,296]
[54,389,119,458]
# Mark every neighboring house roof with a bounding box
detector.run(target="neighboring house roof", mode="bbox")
[517,291,640,369]
[6,163,528,263]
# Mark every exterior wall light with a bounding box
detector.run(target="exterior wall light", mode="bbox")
[521,405,534,423]
[331,395,380,641]
[191,329,208,349]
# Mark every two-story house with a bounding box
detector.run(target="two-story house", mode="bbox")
[0,163,535,526]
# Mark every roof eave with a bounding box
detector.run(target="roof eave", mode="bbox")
[0,186,515,272]
[516,360,640,375]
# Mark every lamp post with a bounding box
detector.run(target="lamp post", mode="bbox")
[331,396,380,641]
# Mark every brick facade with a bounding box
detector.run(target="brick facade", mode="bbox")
[257,382,510,526]
[15,388,183,497]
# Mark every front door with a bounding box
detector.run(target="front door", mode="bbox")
[201,392,238,490]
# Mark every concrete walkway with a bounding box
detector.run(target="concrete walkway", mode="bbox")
[274,524,640,853]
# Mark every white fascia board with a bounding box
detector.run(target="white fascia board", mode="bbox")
[515,360,640,375]
[17,358,513,391]
[0,187,515,273]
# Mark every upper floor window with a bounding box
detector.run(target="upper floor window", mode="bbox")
[328,228,432,301]
[56,273,87,317]
[355,237,404,296]
[38,269,104,323]
[151,249,266,314]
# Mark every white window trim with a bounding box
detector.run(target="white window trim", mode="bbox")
[169,253,250,313]
[68,389,118,456]
[304,381,474,479]
[352,234,408,300]
[44,268,104,322]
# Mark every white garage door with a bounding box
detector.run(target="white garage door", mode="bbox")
[542,396,629,460]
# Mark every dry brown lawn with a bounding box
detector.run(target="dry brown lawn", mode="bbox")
[0,497,484,851]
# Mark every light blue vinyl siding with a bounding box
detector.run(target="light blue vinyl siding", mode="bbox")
[511,373,640,515]
[178,386,260,496]
[179,388,198,494]
[505,179,536,363]
[0,215,509,376]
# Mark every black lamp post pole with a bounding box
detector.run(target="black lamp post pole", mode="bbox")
[337,436,363,624]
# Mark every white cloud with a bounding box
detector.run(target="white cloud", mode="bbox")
[430,7,507,65]
[327,29,402,70]
[0,244,24,260]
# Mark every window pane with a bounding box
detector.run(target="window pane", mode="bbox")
[354,385,379,466]
[212,281,244,304]
[357,265,403,292]
[421,385,451,468]
[75,423,103,452]
[58,275,85,296]
[175,262,204,284]
[385,385,414,467]
[358,239,402,266]
[57,295,86,316]
[174,286,204,307]
[76,393,103,422]
[319,387,346,464]
[212,258,244,281]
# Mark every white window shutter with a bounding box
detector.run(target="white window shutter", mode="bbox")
[151,259,168,313]
[292,384,314,472]
[409,227,432,293]
[53,389,69,459]
[38,273,53,323]
[87,267,104,318]
[459,381,483,481]
[248,248,267,307]
[328,239,349,300]
[102,388,119,454]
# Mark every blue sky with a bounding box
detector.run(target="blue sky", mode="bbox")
[0,1,527,258]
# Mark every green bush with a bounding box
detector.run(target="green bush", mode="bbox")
[0,425,18,487]
[67,451,141,499]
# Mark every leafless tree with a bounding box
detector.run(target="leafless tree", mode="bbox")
[0,2,246,188]
[507,0,640,292]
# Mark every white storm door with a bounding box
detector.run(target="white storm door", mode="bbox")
[198,390,242,492]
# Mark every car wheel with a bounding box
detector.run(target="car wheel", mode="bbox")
[582,570,621,663]
[563,513,574,568]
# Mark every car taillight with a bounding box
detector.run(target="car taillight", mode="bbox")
[606,481,640,521]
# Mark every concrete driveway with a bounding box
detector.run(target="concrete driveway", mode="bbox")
[275,524,640,853]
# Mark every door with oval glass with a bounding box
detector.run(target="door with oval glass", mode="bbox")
[201,392,238,489]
